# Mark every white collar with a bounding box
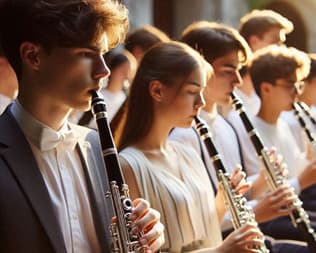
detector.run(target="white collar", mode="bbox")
[10,101,77,151]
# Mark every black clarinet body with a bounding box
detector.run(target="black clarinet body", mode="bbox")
[194,116,269,253]
[231,92,316,253]
[293,102,316,151]
[297,101,316,127]
[91,91,144,253]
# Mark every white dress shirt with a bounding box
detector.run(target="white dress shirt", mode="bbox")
[10,101,101,253]
[0,93,12,115]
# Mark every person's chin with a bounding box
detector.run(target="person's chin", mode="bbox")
[74,100,91,112]
[216,98,229,106]
[184,118,195,128]
[283,104,293,111]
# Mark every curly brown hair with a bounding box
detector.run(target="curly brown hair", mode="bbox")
[0,0,129,80]
[249,45,310,98]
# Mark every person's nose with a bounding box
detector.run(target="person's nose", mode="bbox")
[233,70,243,88]
[93,54,110,80]
[195,92,206,110]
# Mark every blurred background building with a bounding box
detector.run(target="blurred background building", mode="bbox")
[123,0,316,53]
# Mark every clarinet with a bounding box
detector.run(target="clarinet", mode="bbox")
[231,92,316,252]
[194,116,269,253]
[91,91,145,253]
[297,101,316,127]
[293,102,316,151]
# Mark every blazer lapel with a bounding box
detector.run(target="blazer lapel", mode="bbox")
[77,136,113,253]
[0,111,67,253]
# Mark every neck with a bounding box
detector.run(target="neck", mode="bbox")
[106,79,125,93]
[299,93,315,107]
[257,104,280,124]
[238,74,254,96]
[134,117,172,152]
[18,82,71,131]
[0,59,18,99]
[203,101,217,115]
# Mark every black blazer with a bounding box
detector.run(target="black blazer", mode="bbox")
[0,108,114,253]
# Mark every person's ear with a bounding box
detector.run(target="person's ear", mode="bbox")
[20,42,41,70]
[149,80,164,102]
[132,46,144,63]
[248,35,260,50]
[261,81,272,96]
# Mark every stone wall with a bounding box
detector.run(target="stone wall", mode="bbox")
[123,0,153,30]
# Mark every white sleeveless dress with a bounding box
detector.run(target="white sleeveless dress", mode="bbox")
[119,140,222,253]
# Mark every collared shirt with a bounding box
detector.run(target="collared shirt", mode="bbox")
[10,101,101,253]
[0,93,12,115]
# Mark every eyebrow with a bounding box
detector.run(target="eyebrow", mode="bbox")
[283,78,297,83]
[222,63,239,69]
[186,81,204,87]
[85,45,108,54]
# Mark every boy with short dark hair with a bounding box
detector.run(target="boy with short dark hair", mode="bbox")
[281,54,316,152]
[0,1,164,252]
[247,45,316,219]
[236,9,294,115]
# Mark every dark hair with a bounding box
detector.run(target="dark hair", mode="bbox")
[180,21,251,65]
[124,25,170,53]
[249,45,310,97]
[104,51,129,70]
[239,9,293,43]
[305,54,316,82]
[0,0,129,80]
[0,43,4,57]
[118,41,204,150]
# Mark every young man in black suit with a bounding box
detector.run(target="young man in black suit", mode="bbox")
[0,1,164,252]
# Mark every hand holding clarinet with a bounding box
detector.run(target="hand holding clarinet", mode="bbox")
[91,91,164,253]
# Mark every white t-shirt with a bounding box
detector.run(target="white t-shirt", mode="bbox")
[226,109,261,178]
[227,110,304,194]
[281,110,308,152]
[252,116,308,193]
[235,88,261,116]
